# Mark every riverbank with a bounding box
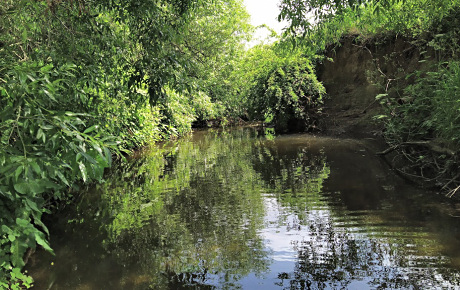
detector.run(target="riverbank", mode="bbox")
[315,33,460,197]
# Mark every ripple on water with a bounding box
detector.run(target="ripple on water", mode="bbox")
[26,129,460,289]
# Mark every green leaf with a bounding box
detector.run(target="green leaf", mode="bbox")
[43,89,57,102]
[10,240,25,268]
[25,198,39,212]
[8,234,16,242]
[14,166,23,182]
[14,181,45,195]
[2,225,13,235]
[104,147,112,167]
[91,142,103,155]
[83,125,99,134]
[16,218,29,228]
[31,213,49,237]
[14,183,30,195]
[40,64,54,72]
[56,170,70,186]
[40,124,54,130]
[79,162,87,183]
[37,128,46,143]
[34,233,54,254]
[375,93,388,100]
[80,151,98,165]
[30,162,41,175]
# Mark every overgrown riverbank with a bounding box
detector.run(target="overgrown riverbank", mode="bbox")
[2,0,460,287]
[307,2,460,197]
[0,0,252,287]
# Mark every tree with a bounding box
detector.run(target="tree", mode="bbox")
[0,0,253,286]
[278,0,406,37]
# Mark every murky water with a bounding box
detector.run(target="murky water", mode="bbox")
[27,127,460,289]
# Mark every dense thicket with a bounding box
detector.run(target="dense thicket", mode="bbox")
[218,43,326,131]
[0,0,250,287]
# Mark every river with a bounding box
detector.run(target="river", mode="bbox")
[27,127,460,289]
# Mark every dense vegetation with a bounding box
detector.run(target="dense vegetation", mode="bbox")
[0,0,252,287]
[279,0,460,194]
[2,0,460,287]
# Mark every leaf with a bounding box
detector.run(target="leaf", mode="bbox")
[375,93,388,100]
[30,161,41,175]
[104,147,112,167]
[25,198,39,212]
[91,142,103,155]
[14,165,23,182]
[83,125,99,134]
[40,64,54,72]
[2,225,13,235]
[16,218,29,228]
[40,124,54,130]
[8,234,16,242]
[43,89,57,102]
[79,162,87,182]
[10,240,25,268]
[14,183,30,195]
[34,232,54,254]
[32,211,49,235]
[56,170,70,186]
[14,181,45,195]
[37,128,46,143]
[80,151,98,165]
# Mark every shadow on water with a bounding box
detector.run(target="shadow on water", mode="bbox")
[27,127,460,289]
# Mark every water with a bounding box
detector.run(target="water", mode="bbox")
[27,127,460,289]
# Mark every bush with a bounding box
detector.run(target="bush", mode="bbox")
[379,61,460,147]
[248,57,325,132]
[0,61,117,288]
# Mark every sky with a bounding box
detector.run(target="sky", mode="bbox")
[243,0,289,43]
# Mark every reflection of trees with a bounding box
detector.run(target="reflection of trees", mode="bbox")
[97,128,271,289]
[281,220,460,289]
[249,137,460,289]
[251,139,330,221]
[30,129,460,289]
[273,199,460,289]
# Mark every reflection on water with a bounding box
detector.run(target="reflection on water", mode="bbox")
[28,127,460,289]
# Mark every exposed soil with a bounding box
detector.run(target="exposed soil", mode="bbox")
[315,36,460,199]
[316,35,427,139]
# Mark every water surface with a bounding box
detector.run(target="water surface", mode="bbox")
[28,127,460,289]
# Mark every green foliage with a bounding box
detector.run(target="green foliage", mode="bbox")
[0,60,117,287]
[238,45,325,131]
[0,0,252,286]
[159,88,224,137]
[176,0,252,118]
[275,0,460,192]
[425,5,460,59]
[375,62,460,193]
[279,0,460,55]
[379,61,460,147]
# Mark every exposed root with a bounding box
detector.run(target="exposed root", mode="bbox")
[378,140,459,197]
[377,141,456,156]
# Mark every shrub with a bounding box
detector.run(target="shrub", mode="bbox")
[248,57,326,132]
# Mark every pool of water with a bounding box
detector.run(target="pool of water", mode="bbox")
[27,127,460,289]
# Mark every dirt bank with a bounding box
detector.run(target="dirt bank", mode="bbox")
[316,36,460,198]
[316,35,426,139]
